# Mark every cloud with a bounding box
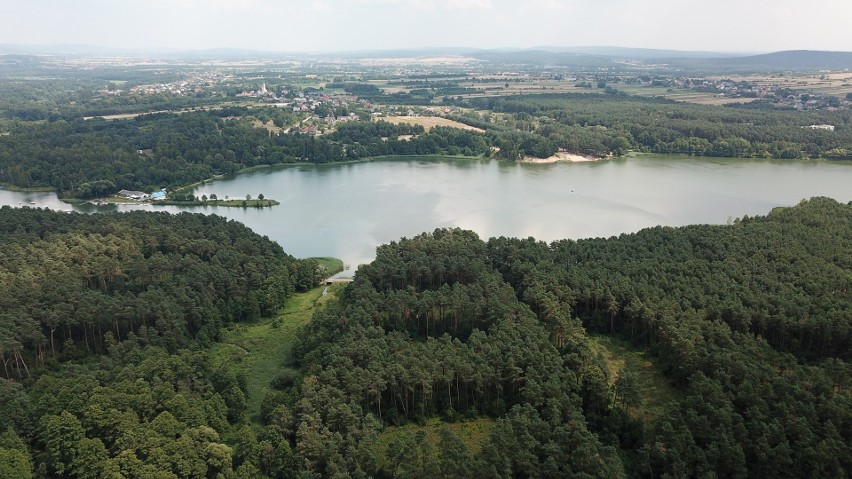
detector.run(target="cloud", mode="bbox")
[2,0,851,52]
[312,0,331,11]
[342,0,491,9]
[529,0,568,10]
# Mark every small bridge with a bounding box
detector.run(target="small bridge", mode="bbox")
[325,277,354,285]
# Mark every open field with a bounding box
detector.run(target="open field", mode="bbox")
[382,115,484,132]
[253,119,286,134]
[683,95,760,105]
[703,73,852,98]
[589,335,680,422]
[312,257,345,275]
[615,84,760,105]
[210,284,345,420]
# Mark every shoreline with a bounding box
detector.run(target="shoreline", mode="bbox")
[0,183,56,193]
[11,152,846,207]
[518,152,607,164]
[158,199,279,208]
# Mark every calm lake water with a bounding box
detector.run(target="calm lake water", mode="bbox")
[3,156,851,268]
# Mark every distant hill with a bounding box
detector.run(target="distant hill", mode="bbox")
[528,46,743,59]
[470,50,617,68]
[719,50,852,70]
[171,47,290,60]
[1,44,850,71]
[476,49,852,71]
[668,50,852,71]
[444,48,852,71]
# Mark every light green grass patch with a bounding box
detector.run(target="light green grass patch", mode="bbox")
[589,335,680,422]
[373,418,495,470]
[310,257,345,275]
[211,283,345,421]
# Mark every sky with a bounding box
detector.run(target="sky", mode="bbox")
[1,0,851,54]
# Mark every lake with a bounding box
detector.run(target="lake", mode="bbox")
[2,155,851,268]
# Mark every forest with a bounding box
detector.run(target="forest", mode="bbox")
[471,93,852,160]
[0,207,329,374]
[0,75,224,122]
[3,76,852,198]
[276,197,850,478]
[1,198,849,478]
[0,207,330,478]
[0,111,491,197]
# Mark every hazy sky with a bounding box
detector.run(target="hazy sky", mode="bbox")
[2,0,851,53]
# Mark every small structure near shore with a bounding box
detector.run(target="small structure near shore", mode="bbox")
[117,189,149,200]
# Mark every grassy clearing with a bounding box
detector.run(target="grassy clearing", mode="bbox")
[373,418,495,470]
[252,119,286,135]
[589,335,680,422]
[311,257,345,275]
[211,284,345,421]
[382,116,485,133]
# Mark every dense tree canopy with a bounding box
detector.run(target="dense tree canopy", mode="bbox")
[274,197,851,478]
[1,199,849,478]
[0,111,491,196]
[0,207,311,379]
[473,93,852,159]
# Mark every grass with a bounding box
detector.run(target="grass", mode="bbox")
[382,116,485,133]
[252,119,286,135]
[310,257,345,275]
[210,283,345,422]
[373,418,495,470]
[588,334,680,422]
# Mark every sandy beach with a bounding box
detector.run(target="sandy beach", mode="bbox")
[519,152,604,164]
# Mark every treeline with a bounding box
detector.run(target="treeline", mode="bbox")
[0,207,323,379]
[471,93,852,159]
[282,229,623,477]
[331,121,490,159]
[0,207,336,478]
[0,77,222,122]
[1,199,849,477]
[266,198,850,477]
[491,196,850,477]
[0,111,491,196]
[0,345,248,479]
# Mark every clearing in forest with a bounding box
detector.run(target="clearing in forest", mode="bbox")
[589,335,681,422]
[382,116,485,133]
[211,281,344,421]
[373,417,495,470]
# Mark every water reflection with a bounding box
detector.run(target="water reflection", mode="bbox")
[2,156,851,268]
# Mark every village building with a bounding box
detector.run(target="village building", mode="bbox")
[117,190,149,200]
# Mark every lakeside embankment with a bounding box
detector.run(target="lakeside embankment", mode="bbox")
[519,151,609,164]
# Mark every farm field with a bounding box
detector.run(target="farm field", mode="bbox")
[383,115,485,132]
[614,84,760,105]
